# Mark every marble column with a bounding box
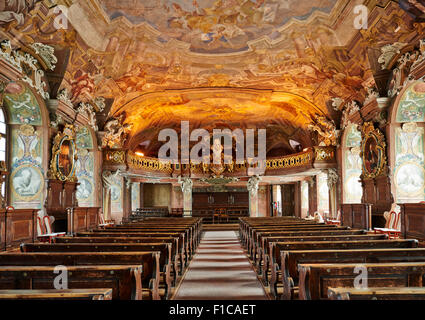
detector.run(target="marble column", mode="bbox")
[101,169,121,221]
[122,177,132,223]
[247,175,261,217]
[327,168,339,219]
[178,176,193,217]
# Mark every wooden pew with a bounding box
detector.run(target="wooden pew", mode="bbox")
[20,242,173,299]
[77,231,189,269]
[248,225,350,261]
[298,261,425,300]
[56,236,182,279]
[252,229,371,270]
[0,265,142,300]
[266,238,418,298]
[277,247,425,300]
[0,251,159,299]
[328,287,425,300]
[90,229,195,262]
[259,233,388,279]
[0,289,113,300]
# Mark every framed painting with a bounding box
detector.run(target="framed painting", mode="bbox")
[48,124,78,182]
[360,122,387,179]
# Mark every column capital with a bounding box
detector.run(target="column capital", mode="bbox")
[247,175,261,196]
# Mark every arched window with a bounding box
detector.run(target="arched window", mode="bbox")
[301,180,309,217]
[317,172,329,216]
[0,107,7,199]
[392,81,425,203]
[342,124,363,203]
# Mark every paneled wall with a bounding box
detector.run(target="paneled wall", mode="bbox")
[143,184,172,208]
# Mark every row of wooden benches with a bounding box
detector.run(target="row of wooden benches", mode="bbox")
[239,216,425,300]
[0,217,202,300]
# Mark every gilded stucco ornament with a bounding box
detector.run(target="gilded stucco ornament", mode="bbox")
[102,114,133,149]
[308,115,340,147]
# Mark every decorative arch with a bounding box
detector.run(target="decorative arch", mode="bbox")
[389,80,425,203]
[341,123,363,203]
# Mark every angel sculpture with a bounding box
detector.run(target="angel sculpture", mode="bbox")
[308,115,340,147]
[102,114,132,149]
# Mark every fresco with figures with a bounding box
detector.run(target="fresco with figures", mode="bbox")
[76,126,94,150]
[343,124,363,203]
[3,83,42,126]
[394,122,425,202]
[10,125,44,209]
[396,81,425,123]
[99,0,337,54]
[75,149,95,207]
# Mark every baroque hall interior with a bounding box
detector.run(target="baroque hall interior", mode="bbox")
[1,0,425,302]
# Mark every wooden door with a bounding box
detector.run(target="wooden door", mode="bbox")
[281,184,295,216]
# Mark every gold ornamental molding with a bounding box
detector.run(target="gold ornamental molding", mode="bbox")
[127,151,173,174]
[103,146,335,175]
[266,149,314,170]
[104,150,126,165]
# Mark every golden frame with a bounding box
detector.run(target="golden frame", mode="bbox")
[48,124,78,182]
[360,122,387,179]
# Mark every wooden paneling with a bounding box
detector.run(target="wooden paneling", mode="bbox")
[341,204,372,230]
[3,209,37,250]
[0,210,5,251]
[68,207,100,234]
[45,179,79,233]
[361,175,393,227]
[400,203,425,242]
[193,192,249,208]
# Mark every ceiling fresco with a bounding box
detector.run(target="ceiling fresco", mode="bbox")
[119,89,322,155]
[1,0,423,157]
[98,0,338,54]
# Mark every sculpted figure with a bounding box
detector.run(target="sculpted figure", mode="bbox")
[0,0,40,26]
[102,114,132,149]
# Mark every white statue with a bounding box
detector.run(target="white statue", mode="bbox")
[247,175,261,197]
[102,169,121,191]
[102,114,132,149]
[178,176,192,194]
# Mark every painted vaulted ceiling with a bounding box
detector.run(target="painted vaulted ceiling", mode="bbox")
[1,0,424,156]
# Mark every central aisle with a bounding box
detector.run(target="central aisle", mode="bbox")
[172,230,268,300]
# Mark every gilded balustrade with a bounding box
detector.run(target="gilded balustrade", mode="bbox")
[102,146,335,174]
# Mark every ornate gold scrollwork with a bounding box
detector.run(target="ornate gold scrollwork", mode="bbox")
[360,122,387,179]
[266,149,313,170]
[47,124,78,182]
[127,151,173,173]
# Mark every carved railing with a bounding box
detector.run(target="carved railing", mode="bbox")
[266,149,314,170]
[102,146,335,174]
[127,152,173,173]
